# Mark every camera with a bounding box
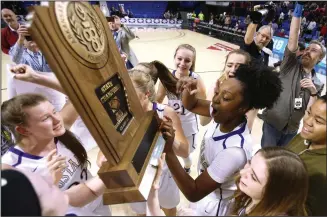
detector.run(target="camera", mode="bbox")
[22,20,33,41]
[250,2,276,24]
[25,36,33,41]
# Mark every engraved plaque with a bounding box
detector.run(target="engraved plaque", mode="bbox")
[95,74,132,134]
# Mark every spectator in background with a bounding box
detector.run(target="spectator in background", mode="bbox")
[288,9,293,18]
[307,19,317,34]
[191,11,196,19]
[224,14,231,27]
[126,9,134,18]
[187,11,192,20]
[218,14,224,25]
[262,37,274,67]
[164,10,171,19]
[198,11,204,21]
[261,2,325,148]
[242,5,274,66]
[320,22,327,37]
[272,22,279,34]
[279,11,285,24]
[176,10,182,20]
[277,29,286,37]
[170,11,177,21]
[301,16,307,27]
[108,15,138,69]
[1,8,19,54]
[273,42,306,68]
[318,36,325,45]
[208,14,214,35]
[209,14,214,25]
[110,6,118,16]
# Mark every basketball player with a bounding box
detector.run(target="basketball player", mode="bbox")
[199,50,259,132]
[160,64,282,216]
[2,64,111,216]
[98,68,190,216]
[156,44,206,173]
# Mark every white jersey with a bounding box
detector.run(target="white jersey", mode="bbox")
[6,67,66,112]
[192,119,252,216]
[2,139,110,216]
[166,70,199,137]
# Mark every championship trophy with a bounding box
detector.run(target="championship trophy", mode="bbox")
[25,2,170,204]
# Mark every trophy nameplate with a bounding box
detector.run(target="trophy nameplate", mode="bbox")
[26,2,163,204]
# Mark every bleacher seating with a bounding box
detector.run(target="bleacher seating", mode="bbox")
[107,1,168,19]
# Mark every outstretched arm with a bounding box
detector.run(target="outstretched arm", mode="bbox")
[164,106,189,158]
[146,153,166,216]
[288,2,304,52]
[65,176,106,207]
[10,64,65,94]
[178,77,211,117]
[10,64,78,129]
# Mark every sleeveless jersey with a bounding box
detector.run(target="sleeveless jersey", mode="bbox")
[194,119,252,216]
[2,139,110,216]
[166,70,199,137]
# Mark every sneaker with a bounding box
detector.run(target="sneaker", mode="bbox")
[184,167,191,174]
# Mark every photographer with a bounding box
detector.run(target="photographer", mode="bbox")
[9,24,51,71]
[7,23,66,112]
[261,2,325,148]
[242,3,275,66]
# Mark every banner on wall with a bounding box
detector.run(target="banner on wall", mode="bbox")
[272,36,326,76]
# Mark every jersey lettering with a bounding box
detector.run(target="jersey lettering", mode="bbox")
[171,101,187,115]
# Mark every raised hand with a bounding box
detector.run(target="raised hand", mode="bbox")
[10,64,37,82]
[160,116,175,153]
[300,78,317,95]
[176,76,198,95]
[46,149,67,185]
[17,24,30,41]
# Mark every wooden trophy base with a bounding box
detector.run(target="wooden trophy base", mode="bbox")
[98,112,165,204]
[102,141,164,204]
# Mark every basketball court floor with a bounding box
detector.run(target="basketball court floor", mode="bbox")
[1,29,266,215]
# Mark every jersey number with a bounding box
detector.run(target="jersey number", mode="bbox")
[173,103,186,115]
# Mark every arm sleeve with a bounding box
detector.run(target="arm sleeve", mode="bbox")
[207,147,247,184]
[241,41,252,53]
[279,46,298,76]
[1,29,10,54]
[121,25,135,40]
[9,43,25,64]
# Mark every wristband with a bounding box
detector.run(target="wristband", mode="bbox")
[310,92,318,97]
[293,3,304,18]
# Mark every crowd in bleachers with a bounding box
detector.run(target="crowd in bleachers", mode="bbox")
[163,10,182,20]
[192,1,327,45]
